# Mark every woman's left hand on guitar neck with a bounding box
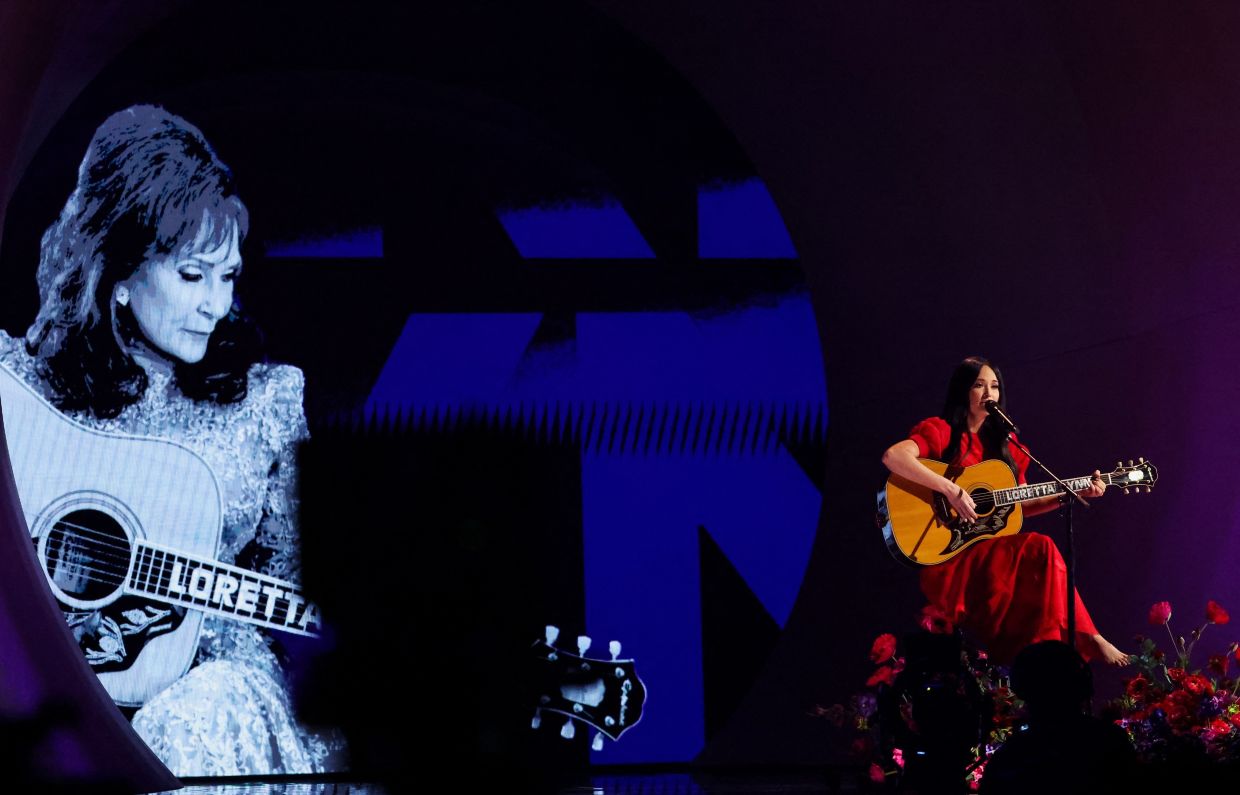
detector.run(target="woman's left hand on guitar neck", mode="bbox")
[1023,470,1107,517]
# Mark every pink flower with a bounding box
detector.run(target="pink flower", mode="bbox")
[1149,601,1172,626]
[870,633,898,663]
[1207,600,1231,625]
[968,760,986,791]
[868,763,886,784]
[892,747,905,769]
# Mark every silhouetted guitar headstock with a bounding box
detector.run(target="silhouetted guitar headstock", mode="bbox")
[531,625,647,750]
[1110,457,1158,494]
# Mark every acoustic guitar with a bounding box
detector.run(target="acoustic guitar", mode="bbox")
[0,361,318,706]
[877,457,1158,567]
[530,625,647,750]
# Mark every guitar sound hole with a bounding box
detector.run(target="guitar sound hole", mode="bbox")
[969,489,994,518]
[45,509,130,601]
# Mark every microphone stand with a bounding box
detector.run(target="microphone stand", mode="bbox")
[1002,433,1090,649]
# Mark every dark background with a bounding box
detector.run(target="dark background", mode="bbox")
[2,0,1238,768]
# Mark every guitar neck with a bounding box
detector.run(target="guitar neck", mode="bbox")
[126,542,320,637]
[993,473,1115,507]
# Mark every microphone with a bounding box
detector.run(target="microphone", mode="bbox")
[983,400,1020,435]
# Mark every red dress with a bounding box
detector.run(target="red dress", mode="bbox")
[907,417,1101,663]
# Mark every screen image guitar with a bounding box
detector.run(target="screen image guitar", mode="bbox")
[877,457,1158,567]
[0,361,319,707]
[530,625,647,751]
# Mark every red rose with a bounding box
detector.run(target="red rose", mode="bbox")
[866,665,896,688]
[919,604,955,634]
[869,763,886,784]
[870,633,898,663]
[1126,674,1150,700]
[1207,600,1231,625]
[1209,654,1230,678]
[1167,667,1186,683]
[1210,717,1233,737]
[1183,673,1214,696]
[1149,601,1172,626]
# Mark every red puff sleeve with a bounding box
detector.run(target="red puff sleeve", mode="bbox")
[906,417,951,460]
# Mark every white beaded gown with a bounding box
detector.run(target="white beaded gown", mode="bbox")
[0,331,344,776]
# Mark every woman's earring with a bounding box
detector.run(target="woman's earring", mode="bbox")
[115,286,130,307]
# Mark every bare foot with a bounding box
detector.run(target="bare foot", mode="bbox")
[1090,634,1130,666]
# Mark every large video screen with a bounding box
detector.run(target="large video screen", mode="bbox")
[0,3,827,778]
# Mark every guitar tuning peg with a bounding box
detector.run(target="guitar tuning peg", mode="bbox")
[1123,488,1130,495]
[1127,459,1134,467]
[545,625,560,645]
[592,732,605,752]
[1117,460,1122,468]
[531,710,542,730]
[577,635,592,655]
[1139,457,1145,463]
[609,640,622,660]
[1144,486,1152,493]
[561,718,576,740]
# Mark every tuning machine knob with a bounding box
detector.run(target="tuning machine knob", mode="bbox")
[561,719,576,740]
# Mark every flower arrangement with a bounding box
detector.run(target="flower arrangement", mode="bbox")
[816,605,1025,791]
[1114,599,1240,765]
[828,598,1240,788]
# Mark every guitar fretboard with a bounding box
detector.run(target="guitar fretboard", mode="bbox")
[993,474,1121,506]
[126,542,320,637]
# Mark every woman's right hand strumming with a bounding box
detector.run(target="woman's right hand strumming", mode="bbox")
[944,482,977,523]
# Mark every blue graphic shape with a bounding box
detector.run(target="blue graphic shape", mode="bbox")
[698,179,797,259]
[264,227,384,258]
[560,297,824,405]
[365,313,542,409]
[363,297,826,764]
[497,200,655,259]
[582,449,821,763]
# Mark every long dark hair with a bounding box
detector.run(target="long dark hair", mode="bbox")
[26,104,261,419]
[939,355,1015,471]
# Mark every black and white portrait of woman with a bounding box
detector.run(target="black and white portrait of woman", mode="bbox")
[0,104,341,776]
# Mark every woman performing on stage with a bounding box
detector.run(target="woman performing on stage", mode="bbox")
[881,356,1129,665]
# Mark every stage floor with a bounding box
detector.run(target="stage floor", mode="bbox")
[163,771,852,795]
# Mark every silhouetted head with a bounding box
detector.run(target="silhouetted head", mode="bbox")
[1010,641,1093,719]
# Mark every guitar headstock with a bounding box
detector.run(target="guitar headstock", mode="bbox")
[1109,457,1158,494]
[531,625,647,751]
